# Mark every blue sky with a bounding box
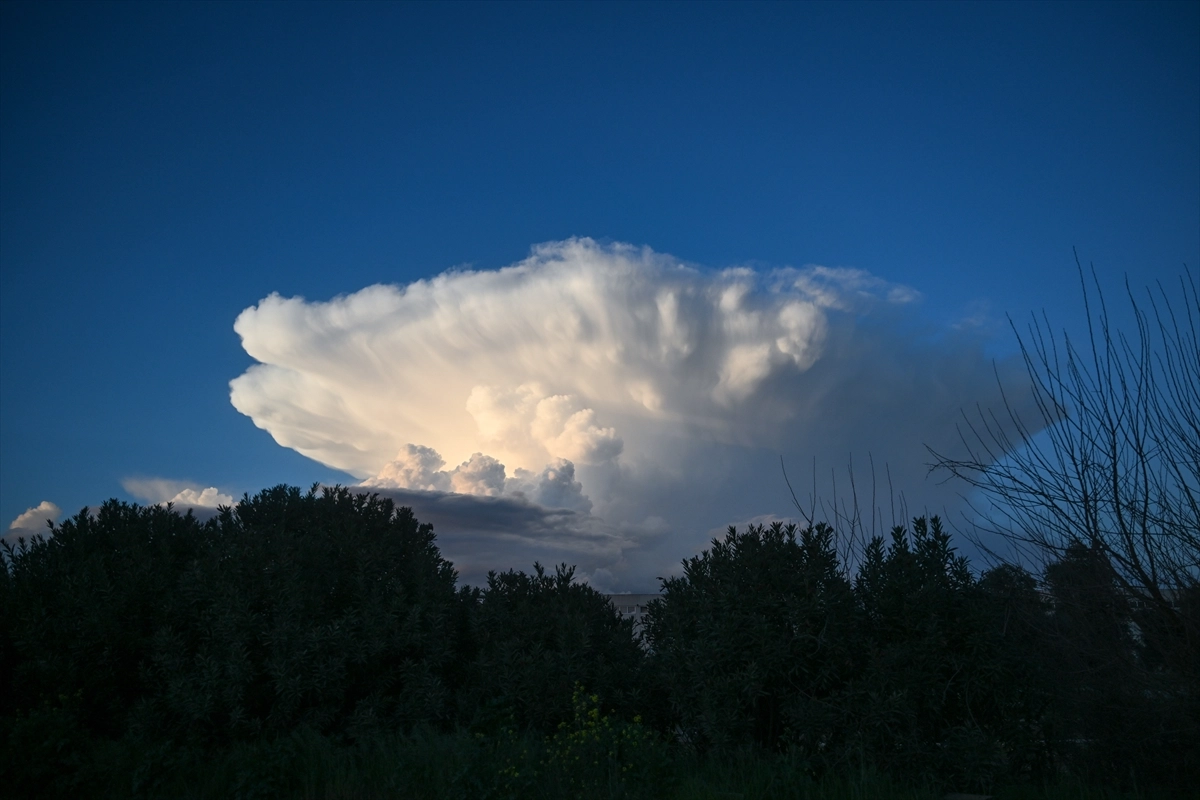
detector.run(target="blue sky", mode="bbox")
[2,1,1197,587]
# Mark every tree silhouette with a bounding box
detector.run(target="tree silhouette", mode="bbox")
[931,258,1200,786]
[931,258,1198,671]
[463,562,646,734]
[645,521,855,753]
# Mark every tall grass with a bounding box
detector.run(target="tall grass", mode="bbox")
[39,727,1170,800]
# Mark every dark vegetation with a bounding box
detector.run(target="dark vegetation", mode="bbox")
[2,490,1194,799]
[2,264,1195,799]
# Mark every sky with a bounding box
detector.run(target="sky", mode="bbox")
[2,1,1197,589]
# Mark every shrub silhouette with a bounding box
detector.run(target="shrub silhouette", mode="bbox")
[464,562,646,735]
[2,500,211,739]
[848,517,1041,788]
[645,516,1051,790]
[2,482,1194,794]
[645,521,855,753]
[2,485,465,751]
[139,484,463,742]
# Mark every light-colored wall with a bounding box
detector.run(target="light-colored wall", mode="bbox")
[604,593,662,637]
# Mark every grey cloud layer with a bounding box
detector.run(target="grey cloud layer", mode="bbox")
[230,239,1041,589]
[361,486,651,588]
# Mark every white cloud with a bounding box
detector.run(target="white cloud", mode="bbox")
[232,238,1043,589]
[365,445,593,515]
[167,487,235,509]
[229,239,853,477]
[787,264,922,310]
[122,478,234,512]
[367,444,452,492]
[4,501,61,544]
[448,452,507,496]
[465,385,624,465]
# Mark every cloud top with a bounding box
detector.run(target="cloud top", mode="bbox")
[231,238,918,479]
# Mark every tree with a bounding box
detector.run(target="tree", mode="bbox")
[644,521,856,752]
[931,258,1199,671]
[463,562,646,734]
[2,484,467,752]
[644,516,1040,789]
[138,485,464,742]
[850,517,1041,789]
[931,258,1200,787]
[1,501,215,797]
[1,501,212,737]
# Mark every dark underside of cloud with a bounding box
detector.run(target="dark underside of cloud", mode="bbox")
[366,486,635,588]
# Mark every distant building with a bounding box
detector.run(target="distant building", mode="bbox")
[604,593,662,637]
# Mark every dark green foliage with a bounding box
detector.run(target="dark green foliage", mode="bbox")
[484,685,674,800]
[1,501,212,737]
[1,485,465,755]
[1131,581,1200,787]
[646,517,1054,791]
[3,483,1195,795]
[137,484,463,742]
[847,518,1045,788]
[1040,542,1140,778]
[1,501,214,797]
[645,521,856,752]
[973,564,1057,781]
[464,562,646,734]
[1035,543,1200,788]
[0,692,94,799]
[4,723,1166,800]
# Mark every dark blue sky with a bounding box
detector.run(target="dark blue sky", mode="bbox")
[2,1,1197,562]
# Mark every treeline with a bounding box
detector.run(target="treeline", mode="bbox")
[2,484,1196,798]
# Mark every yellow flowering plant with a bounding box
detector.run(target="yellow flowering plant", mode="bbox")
[537,684,671,799]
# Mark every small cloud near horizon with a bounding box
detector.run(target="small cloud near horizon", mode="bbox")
[4,501,62,544]
[122,477,234,515]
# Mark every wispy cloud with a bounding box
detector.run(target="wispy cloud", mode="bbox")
[231,239,1042,589]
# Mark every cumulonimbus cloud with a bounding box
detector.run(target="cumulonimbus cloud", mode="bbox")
[230,238,1042,588]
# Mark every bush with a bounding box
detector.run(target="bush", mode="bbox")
[464,563,646,734]
[4,479,1191,794]
[1,500,212,738]
[2,485,468,752]
[848,518,995,785]
[137,485,464,743]
[646,516,1053,791]
[645,521,856,753]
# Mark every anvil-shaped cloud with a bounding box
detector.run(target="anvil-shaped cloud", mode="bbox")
[230,239,1038,588]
